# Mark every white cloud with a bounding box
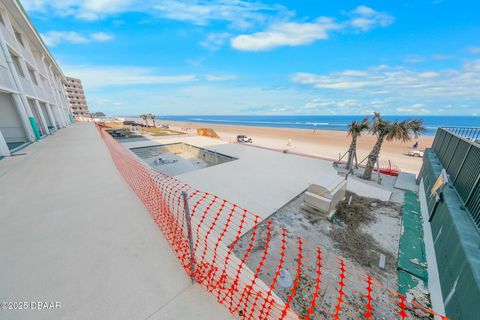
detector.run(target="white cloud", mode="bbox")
[291,72,375,89]
[90,32,115,42]
[86,84,318,115]
[241,97,378,115]
[26,2,393,53]
[348,6,394,32]
[396,104,431,114]
[467,46,480,54]
[23,0,291,26]
[41,31,88,46]
[404,54,452,64]
[63,65,238,89]
[200,32,231,51]
[41,31,115,46]
[63,65,199,88]
[231,6,393,51]
[22,0,143,21]
[431,54,451,61]
[404,55,425,64]
[291,60,480,100]
[153,0,291,29]
[231,17,341,51]
[204,74,237,81]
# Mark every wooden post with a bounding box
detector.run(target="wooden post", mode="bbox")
[182,191,195,284]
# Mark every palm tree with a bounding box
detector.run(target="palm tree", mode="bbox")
[150,114,157,127]
[140,114,149,126]
[362,113,425,180]
[346,117,370,171]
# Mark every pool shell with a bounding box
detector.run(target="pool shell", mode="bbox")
[130,142,237,176]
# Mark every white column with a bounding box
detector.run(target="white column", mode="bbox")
[47,103,60,129]
[45,104,56,131]
[57,79,72,124]
[42,58,68,128]
[0,34,35,142]
[51,72,69,127]
[33,99,49,135]
[41,56,63,126]
[0,130,11,157]
[57,105,67,128]
[53,104,66,128]
[12,50,37,121]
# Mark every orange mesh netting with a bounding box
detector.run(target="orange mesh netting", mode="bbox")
[97,126,446,320]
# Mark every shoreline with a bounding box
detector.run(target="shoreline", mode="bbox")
[128,117,434,174]
[128,115,479,137]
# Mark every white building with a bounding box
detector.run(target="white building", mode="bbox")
[0,0,72,157]
[65,76,90,118]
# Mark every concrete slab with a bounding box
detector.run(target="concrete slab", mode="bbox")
[0,123,231,320]
[127,139,337,220]
[195,144,335,216]
[346,175,392,201]
[121,135,228,149]
[147,285,232,320]
[395,172,419,193]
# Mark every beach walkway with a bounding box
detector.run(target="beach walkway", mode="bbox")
[0,122,231,320]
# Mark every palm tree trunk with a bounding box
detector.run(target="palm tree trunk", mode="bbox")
[346,136,357,170]
[362,137,384,180]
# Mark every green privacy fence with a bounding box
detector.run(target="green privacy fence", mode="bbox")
[430,127,480,229]
[422,149,480,319]
[421,127,480,319]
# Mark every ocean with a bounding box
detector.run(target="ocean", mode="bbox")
[140,115,479,136]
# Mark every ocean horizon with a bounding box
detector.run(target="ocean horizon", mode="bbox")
[127,115,479,136]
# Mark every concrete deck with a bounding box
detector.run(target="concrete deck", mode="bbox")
[0,123,231,320]
[122,136,338,219]
[394,172,419,193]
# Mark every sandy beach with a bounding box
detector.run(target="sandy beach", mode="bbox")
[151,120,434,174]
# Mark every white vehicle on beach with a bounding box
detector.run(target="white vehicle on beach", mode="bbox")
[237,135,253,143]
[408,150,424,157]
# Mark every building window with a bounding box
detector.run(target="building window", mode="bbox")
[28,67,38,85]
[14,29,24,47]
[9,52,24,77]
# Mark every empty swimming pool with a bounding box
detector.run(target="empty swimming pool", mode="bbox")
[130,143,237,176]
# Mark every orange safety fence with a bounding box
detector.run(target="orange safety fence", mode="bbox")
[96,125,446,320]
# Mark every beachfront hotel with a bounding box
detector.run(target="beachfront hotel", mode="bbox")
[0,0,72,157]
[64,76,90,119]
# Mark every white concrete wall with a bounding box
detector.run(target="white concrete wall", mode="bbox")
[39,101,53,127]
[0,92,26,143]
[0,42,14,89]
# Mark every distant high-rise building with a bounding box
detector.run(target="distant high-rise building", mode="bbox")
[64,77,90,118]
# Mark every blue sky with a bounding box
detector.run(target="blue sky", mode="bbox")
[23,0,480,116]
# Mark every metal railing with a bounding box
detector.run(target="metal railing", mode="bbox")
[437,127,480,144]
[431,127,480,229]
